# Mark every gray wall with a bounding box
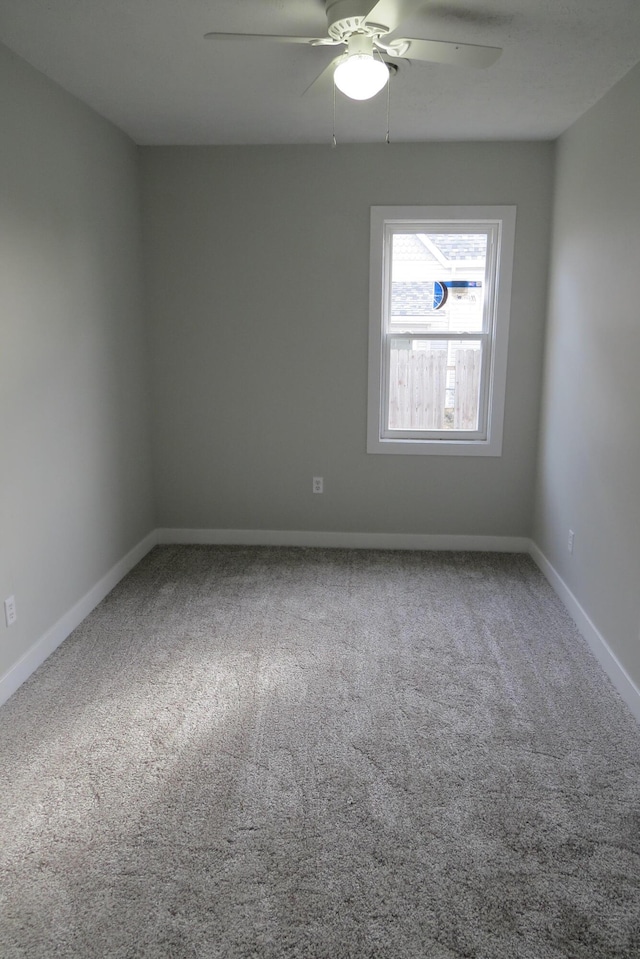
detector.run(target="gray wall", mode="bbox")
[0,45,155,679]
[141,143,553,536]
[533,62,640,689]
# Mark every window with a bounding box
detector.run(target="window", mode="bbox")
[367,206,516,455]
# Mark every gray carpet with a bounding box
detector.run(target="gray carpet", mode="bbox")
[1,546,639,959]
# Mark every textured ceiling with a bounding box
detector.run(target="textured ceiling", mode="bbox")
[1,0,640,145]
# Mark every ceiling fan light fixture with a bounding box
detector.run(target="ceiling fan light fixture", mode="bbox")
[333,34,389,101]
[334,54,389,100]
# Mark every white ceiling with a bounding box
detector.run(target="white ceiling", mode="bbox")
[1,0,640,145]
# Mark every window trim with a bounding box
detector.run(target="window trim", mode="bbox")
[367,205,516,456]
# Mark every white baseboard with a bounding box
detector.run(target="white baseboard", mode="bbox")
[157,527,531,553]
[0,530,158,708]
[529,541,640,723]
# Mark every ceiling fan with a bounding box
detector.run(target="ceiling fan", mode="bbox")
[204,0,502,101]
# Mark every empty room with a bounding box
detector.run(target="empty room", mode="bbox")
[1,1,639,957]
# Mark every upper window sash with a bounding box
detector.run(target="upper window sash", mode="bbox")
[382,221,498,336]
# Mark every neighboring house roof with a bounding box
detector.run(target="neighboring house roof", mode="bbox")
[393,233,487,262]
[429,234,487,260]
[392,281,438,316]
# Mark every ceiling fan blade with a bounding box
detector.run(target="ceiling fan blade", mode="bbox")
[203,32,332,46]
[364,0,426,35]
[392,37,502,68]
[302,56,344,97]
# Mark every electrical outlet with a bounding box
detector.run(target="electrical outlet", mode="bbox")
[313,476,323,494]
[4,595,17,627]
[568,529,575,554]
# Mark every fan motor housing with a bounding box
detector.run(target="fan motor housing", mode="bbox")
[325,0,389,41]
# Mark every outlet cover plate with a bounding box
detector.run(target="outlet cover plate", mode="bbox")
[4,595,17,627]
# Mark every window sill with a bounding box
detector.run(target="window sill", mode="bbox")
[367,436,503,456]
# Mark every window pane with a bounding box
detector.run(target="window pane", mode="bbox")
[388,339,482,431]
[390,232,487,334]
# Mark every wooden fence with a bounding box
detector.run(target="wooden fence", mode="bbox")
[389,347,481,431]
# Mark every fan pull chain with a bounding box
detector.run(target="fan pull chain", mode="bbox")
[385,72,391,144]
[332,81,337,148]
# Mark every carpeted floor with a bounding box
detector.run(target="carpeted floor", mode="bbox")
[1,546,639,958]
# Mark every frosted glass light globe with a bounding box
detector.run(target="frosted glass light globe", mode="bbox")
[334,54,389,101]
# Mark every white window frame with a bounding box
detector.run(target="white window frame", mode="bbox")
[367,205,516,456]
